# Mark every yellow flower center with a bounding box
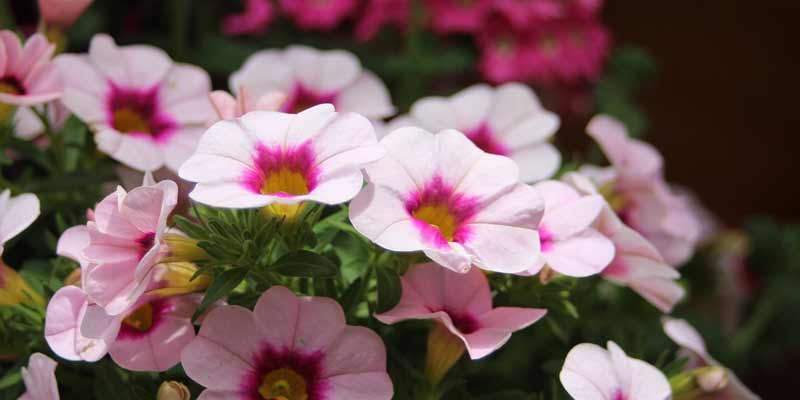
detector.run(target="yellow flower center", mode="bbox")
[0,81,21,95]
[413,203,457,241]
[0,79,23,121]
[599,181,627,213]
[122,303,154,332]
[258,368,308,400]
[262,168,310,196]
[113,107,151,133]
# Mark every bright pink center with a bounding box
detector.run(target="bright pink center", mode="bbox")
[465,123,510,156]
[105,83,177,142]
[538,226,554,252]
[449,312,480,334]
[280,83,337,114]
[612,389,627,400]
[405,175,479,248]
[241,141,320,197]
[135,232,156,259]
[242,343,330,399]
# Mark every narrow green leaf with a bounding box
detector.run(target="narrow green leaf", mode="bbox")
[192,267,248,321]
[270,250,338,278]
[375,265,402,313]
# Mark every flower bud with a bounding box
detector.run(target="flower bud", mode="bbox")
[538,265,556,285]
[37,0,94,28]
[157,381,190,400]
[64,268,81,287]
[697,366,728,392]
[147,262,212,298]
[0,264,44,308]
[425,322,465,385]
[164,234,209,263]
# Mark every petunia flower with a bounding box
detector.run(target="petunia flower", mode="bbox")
[0,189,40,257]
[209,87,286,122]
[221,0,274,37]
[475,18,534,84]
[525,19,612,85]
[526,180,614,277]
[178,104,384,213]
[560,341,672,400]
[392,83,561,182]
[585,114,701,266]
[354,0,410,42]
[56,34,215,172]
[564,172,684,313]
[181,285,394,399]
[279,0,357,30]
[45,284,200,372]
[493,0,603,31]
[37,0,94,28]
[350,127,544,273]
[80,176,178,315]
[375,262,547,359]
[19,353,60,400]
[230,46,395,119]
[0,31,62,120]
[662,317,761,400]
[424,0,493,34]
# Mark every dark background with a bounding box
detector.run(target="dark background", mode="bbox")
[603,1,800,227]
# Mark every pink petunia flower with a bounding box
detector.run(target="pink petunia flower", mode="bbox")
[474,15,533,84]
[37,0,94,28]
[19,353,60,400]
[523,19,611,85]
[179,104,384,211]
[526,180,614,277]
[222,0,274,36]
[350,127,544,273]
[564,172,685,313]
[355,0,410,42]
[662,317,761,399]
[425,0,493,34]
[494,0,603,30]
[0,31,62,116]
[0,189,40,257]
[230,46,395,120]
[394,82,561,182]
[80,176,178,315]
[560,341,672,400]
[55,34,215,172]
[375,262,547,359]
[181,285,393,399]
[279,0,357,30]
[585,114,701,266]
[45,284,199,372]
[209,87,286,122]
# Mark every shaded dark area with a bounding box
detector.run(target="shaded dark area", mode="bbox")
[604,1,800,226]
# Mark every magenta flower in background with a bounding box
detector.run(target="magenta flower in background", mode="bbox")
[279,0,357,31]
[37,0,94,28]
[392,82,562,182]
[0,31,62,113]
[350,128,544,273]
[179,104,384,210]
[476,19,533,84]
[56,34,215,172]
[560,341,671,400]
[376,262,547,359]
[355,0,410,42]
[494,0,603,29]
[425,0,493,34]
[19,353,60,400]
[222,0,274,36]
[181,285,393,399]
[230,46,395,120]
[524,19,611,85]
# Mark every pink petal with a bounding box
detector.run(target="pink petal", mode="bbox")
[462,223,540,274]
[335,72,395,119]
[485,82,544,133]
[87,34,129,84]
[661,317,712,364]
[285,45,360,93]
[559,343,618,399]
[182,305,260,391]
[110,314,195,371]
[510,143,561,183]
[20,353,59,400]
[161,64,213,106]
[325,372,394,400]
[477,307,547,332]
[544,230,615,277]
[349,185,423,252]
[0,191,40,245]
[321,325,387,377]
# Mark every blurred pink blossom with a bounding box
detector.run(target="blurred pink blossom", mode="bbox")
[279,0,357,30]
[425,0,493,34]
[222,0,274,36]
[37,0,94,28]
[19,353,59,400]
[355,0,410,41]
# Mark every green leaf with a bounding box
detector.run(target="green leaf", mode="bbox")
[0,370,20,390]
[192,267,249,321]
[375,265,402,313]
[270,250,338,278]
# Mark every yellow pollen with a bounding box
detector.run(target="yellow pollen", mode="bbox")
[122,303,154,332]
[113,107,151,133]
[262,168,310,196]
[598,182,627,213]
[0,82,20,121]
[0,82,20,95]
[258,368,308,400]
[413,203,457,241]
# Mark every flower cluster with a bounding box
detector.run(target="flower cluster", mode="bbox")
[0,4,763,399]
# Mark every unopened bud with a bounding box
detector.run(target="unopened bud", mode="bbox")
[697,366,728,392]
[0,264,45,308]
[164,234,209,262]
[157,381,190,400]
[64,268,81,287]
[148,262,212,298]
[538,265,556,285]
[425,322,465,385]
